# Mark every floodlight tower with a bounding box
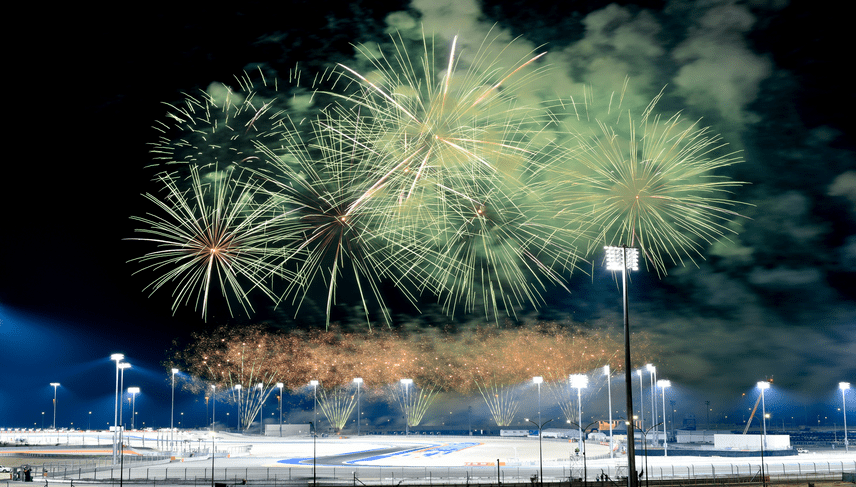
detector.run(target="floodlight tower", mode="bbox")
[657,380,671,456]
[110,353,124,464]
[353,378,363,436]
[605,245,640,487]
[276,382,284,437]
[570,374,589,446]
[401,378,413,435]
[840,382,850,453]
[210,385,216,431]
[128,387,140,430]
[310,380,319,433]
[757,381,770,449]
[171,368,178,449]
[646,364,657,433]
[50,383,60,429]
[604,365,614,458]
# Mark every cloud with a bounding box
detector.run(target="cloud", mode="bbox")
[671,3,772,125]
[828,170,856,210]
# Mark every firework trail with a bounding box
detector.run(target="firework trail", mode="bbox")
[127,166,290,320]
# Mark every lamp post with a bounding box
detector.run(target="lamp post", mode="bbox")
[637,369,645,436]
[604,365,614,458]
[646,364,656,438]
[401,378,413,435]
[128,387,140,430]
[234,385,242,431]
[354,378,363,436]
[310,380,319,434]
[570,374,589,447]
[840,382,850,453]
[50,382,60,430]
[276,382,284,437]
[211,385,216,431]
[641,422,663,487]
[309,420,318,486]
[568,420,600,487]
[110,353,124,464]
[171,368,178,450]
[257,383,264,434]
[526,418,553,487]
[533,376,543,427]
[757,381,770,449]
[605,245,640,487]
[657,380,670,456]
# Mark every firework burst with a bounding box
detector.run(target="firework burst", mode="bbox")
[127,166,289,320]
[559,90,747,274]
[248,118,421,328]
[328,32,585,319]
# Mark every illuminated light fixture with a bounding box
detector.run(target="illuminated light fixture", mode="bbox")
[605,246,639,271]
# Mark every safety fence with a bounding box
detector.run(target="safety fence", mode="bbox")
[37,460,854,485]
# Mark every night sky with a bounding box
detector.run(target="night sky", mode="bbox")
[1,0,853,431]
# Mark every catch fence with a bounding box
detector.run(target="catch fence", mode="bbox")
[39,460,855,486]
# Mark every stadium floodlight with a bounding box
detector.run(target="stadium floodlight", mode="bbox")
[570,374,589,447]
[354,378,363,436]
[757,381,770,448]
[401,378,413,435]
[50,383,60,430]
[310,380,319,433]
[604,365,614,458]
[841,382,850,453]
[657,380,671,456]
[128,387,140,430]
[605,245,640,487]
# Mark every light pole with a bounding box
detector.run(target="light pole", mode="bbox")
[637,369,645,436]
[310,420,317,486]
[211,385,216,431]
[647,364,656,437]
[757,381,770,449]
[568,420,600,487]
[50,382,60,430]
[840,382,850,453]
[234,384,242,431]
[657,380,670,456]
[605,245,639,487]
[276,382,284,437]
[110,353,124,464]
[256,383,264,434]
[570,374,588,446]
[88,411,92,431]
[128,387,140,430]
[533,376,543,427]
[640,422,662,487]
[353,378,363,436]
[171,368,178,449]
[401,378,413,435]
[310,380,319,433]
[604,365,614,458]
[526,418,553,487]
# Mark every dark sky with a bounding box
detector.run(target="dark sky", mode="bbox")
[2,0,853,431]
